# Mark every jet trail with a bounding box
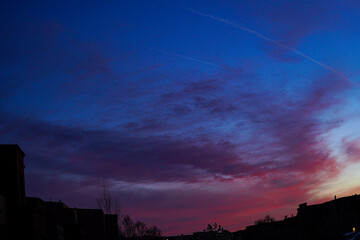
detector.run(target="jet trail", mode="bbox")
[140,45,221,68]
[125,42,221,68]
[185,8,360,87]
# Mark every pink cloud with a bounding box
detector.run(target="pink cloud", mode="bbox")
[0,65,353,235]
[342,137,360,162]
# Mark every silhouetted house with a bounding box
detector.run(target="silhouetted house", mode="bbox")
[295,196,360,239]
[45,201,81,240]
[77,209,108,240]
[25,197,48,240]
[0,195,8,239]
[0,195,7,224]
[0,144,119,240]
[240,195,360,240]
[242,216,297,240]
[193,231,233,240]
[0,144,27,239]
[105,214,120,240]
[4,144,360,240]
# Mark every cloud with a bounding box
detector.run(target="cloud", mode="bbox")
[342,137,360,162]
[0,5,356,234]
[254,1,336,49]
[184,6,358,87]
[0,47,353,232]
[0,69,350,183]
[1,63,351,182]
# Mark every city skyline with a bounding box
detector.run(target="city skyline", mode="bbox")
[1,0,360,235]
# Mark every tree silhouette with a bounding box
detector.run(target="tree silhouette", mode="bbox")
[96,183,162,237]
[120,215,162,237]
[135,220,147,236]
[254,215,276,225]
[203,222,227,233]
[145,225,162,237]
[122,214,136,237]
[96,183,121,215]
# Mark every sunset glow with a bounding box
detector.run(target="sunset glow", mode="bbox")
[1,0,360,235]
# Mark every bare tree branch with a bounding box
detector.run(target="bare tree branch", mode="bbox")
[96,182,121,215]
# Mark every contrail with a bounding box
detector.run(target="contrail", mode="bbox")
[124,42,221,68]
[185,8,360,87]
[140,45,221,68]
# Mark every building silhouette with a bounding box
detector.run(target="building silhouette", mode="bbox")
[0,144,119,240]
[238,195,360,240]
[2,144,360,240]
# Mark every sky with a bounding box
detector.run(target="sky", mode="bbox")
[1,0,360,235]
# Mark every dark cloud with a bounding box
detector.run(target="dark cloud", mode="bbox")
[0,70,350,185]
[0,53,352,234]
[342,137,360,162]
[1,0,357,234]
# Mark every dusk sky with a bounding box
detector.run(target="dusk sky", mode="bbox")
[1,0,360,235]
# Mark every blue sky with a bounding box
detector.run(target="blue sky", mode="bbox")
[1,0,360,235]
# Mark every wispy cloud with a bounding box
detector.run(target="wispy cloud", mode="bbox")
[1,1,358,235]
[123,42,221,68]
[184,8,360,87]
[0,62,351,235]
